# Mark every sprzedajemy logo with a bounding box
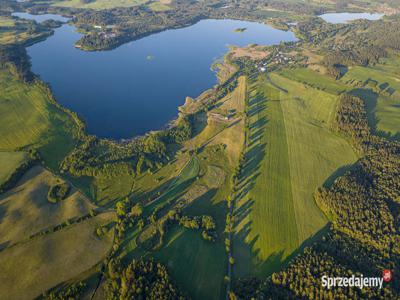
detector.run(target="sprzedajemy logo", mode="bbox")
[321,270,392,290]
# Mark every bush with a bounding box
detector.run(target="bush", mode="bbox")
[47,182,70,203]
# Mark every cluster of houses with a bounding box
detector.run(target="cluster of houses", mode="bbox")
[272,51,294,65]
[94,24,117,39]
[254,50,296,73]
[255,62,268,72]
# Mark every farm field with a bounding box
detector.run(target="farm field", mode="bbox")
[153,226,227,300]
[53,0,148,10]
[0,151,27,186]
[0,68,79,169]
[0,16,15,27]
[279,68,348,95]
[340,62,400,138]
[233,72,358,277]
[0,212,115,300]
[0,165,96,247]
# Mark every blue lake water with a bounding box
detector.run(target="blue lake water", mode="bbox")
[319,12,384,24]
[17,15,297,138]
[12,12,70,23]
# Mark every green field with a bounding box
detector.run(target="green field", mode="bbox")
[0,16,15,27]
[0,166,96,247]
[149,149,231,300]
[0,68,79,169]
[148,1,172,11]
[153,226,227,300]
[0,151,27,186]
[279,68,348,95]
[143,155,200,215]
[0,212,115,300]
[53,0,148,10]
[340,61,400,138]
[234,72,358,277]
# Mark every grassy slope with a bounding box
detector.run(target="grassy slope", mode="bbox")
[0,17,46,45]
[153,226,227,300]
[152,147,233,300]
[234,72,358,277]
[149,80,247,299]
[53,0,148,10]
[0,166,96,247]
[187,76,246,166]
[340,59,400,137]
[120,78,247,300]
[0,212,114,300]
[0,151,27,186]
[0,68,79,169]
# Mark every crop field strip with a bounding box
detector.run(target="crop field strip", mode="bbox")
[51,0,172,11]
[0,69,79,169]
[0,166,97,247]
[233,71,358,278]
[0,212,115,300]
[0,151,27,186]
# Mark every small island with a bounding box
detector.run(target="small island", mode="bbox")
[233,27,247,33]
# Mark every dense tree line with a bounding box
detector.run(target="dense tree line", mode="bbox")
[104,258,186,300]
[60,115,193,178]
[42,282,86,300]
[0,45,33,81]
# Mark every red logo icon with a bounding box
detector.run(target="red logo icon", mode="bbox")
[382,269,392,282]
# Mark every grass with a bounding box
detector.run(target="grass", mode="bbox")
[0,165,96,248]
[279,68,348,95]
[140,148,231,300]
[153,226,227,300]
[0,68,79,169]
[119,77,247,299]
[53,0,148,10]
[0,17,50,45]
[94,173,135,207]
[340,60,400,137]
[148,1,172,11]
[0,212,114,300]
[0,151,28,186]
[0,16,15,27]
[187,76,247,166]
[234,72,358,278]
[143,155,200,216]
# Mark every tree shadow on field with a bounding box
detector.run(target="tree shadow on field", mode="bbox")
[349,88,400,140]
[323,164,355,189]
[232,84,270,277]
[247,223,331,277]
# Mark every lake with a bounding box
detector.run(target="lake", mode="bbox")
[15,14,297,138]
[12,12,70,23]
[319,12,384,24]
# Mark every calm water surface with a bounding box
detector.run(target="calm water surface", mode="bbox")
[12,12,70,23]
[16,15,297,138]
[319,12,384,24]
